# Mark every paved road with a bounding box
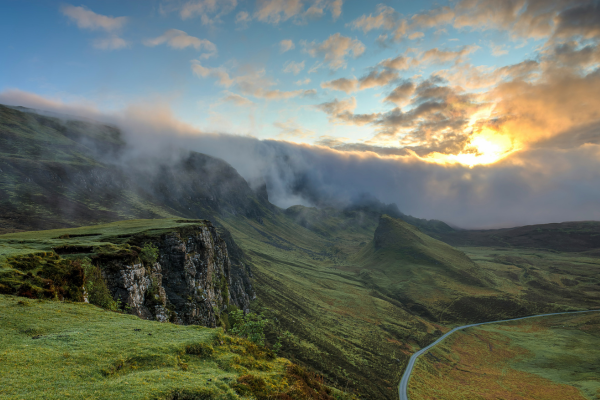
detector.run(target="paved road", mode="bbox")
[398,309,600,400]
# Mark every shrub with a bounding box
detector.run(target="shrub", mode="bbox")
[140,243,159,265]
[229,310,269,346]
[82,259,118,310]
[185,343,214,358]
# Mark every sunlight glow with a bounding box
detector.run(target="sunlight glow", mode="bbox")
[423,127,520,167]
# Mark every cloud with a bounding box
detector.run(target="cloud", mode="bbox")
[222,92,254,106]
[554,1,600,39]
[378,55,416,70]
[144,29,217,58]
[93,35,129,50]
[235,10,251,26]
[359,69,399,90]
[329,0,343,21]
[191,62,235,87]
[280,39,295,53]
[408,32,424,40]
[348,4,398,33]
[179,0,237,24]
[61,5,127,31]
[3,88,600,228]
[411,6,455,29]
[349,1,599,44]
[384,81,416,107]
[420,45,480,65]
[254,0,343,24]
[254,0,304,24]
[321,77,358,93]
[192,62,312,100]
[61,5,128,50]
[295,78,311,85]
[317,97,379,125]
[321,69,398,93]
[304,33,365,70]
[491,43,509,56]
[283,60,305,75]
[274,118,315,140]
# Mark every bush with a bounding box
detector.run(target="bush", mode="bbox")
[140,243,159,265]
[185,342,214,358]
[229,310,269,346]
[82,259,118,310]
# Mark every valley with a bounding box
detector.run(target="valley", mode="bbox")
[408,312,600,399]
[1,104,599,399]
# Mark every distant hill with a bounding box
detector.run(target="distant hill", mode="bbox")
[2,104,600,400]
[352,215,505,322]
[438,221,600,252]
[0,103,272,233]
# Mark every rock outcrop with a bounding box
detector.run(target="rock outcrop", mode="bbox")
[99,222,253,327]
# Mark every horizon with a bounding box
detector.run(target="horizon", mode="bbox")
[2,0,600,228]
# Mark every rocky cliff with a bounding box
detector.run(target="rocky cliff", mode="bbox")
[98,221,253,327]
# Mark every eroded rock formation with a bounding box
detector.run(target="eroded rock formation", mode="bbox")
[99,222,253,327]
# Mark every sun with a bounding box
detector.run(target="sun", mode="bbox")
[424,128,519,167]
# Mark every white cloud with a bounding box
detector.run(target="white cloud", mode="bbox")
[144,29,217,58]
[222,92,254,106]
[280,39,295,53]
[235,11,251,25]
[491,44,509,56]
[61,5,127,31]
[274,118,315,140]
[283,60,305,75]
[191,62,235,87]
[179,0,237,24]
[295,78,311,85]
[192,62,313,100]
[304,33,365,70]
[254,0,344,25]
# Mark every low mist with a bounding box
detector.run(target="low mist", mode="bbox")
[2,89,600,229]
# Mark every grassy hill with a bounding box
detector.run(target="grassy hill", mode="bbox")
[0,104,271,234]
[0,294,352,400]
[2,104,600,399]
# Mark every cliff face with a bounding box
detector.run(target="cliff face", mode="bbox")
[99,222,253,327]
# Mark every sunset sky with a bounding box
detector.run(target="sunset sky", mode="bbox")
[1,0,600,227]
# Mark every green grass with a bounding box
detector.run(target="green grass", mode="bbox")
[0,294,287,400]
[408,312,600,399]
[0,219,209,299]
[220,212,600,399]
[0,218,207,261]
[220,213,444,400]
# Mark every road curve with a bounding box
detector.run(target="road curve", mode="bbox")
[398,309,600,400]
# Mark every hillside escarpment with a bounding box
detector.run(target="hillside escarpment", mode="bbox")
[0,219,254,328]
[100,223,252,326]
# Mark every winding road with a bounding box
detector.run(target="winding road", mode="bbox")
[398,309,600,400]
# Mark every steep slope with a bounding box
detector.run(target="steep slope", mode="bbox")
[0,104,271,233]
[351,215,600,324]
[3,105,600,400]
[0,294,352,400]
[352,215,504,322]
[0,219,254,323]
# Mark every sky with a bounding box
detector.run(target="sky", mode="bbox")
[1,0,600,228]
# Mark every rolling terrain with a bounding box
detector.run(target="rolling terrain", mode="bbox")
[1,104,600,399]
[0,294,352,400]
[408,312,600,399]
